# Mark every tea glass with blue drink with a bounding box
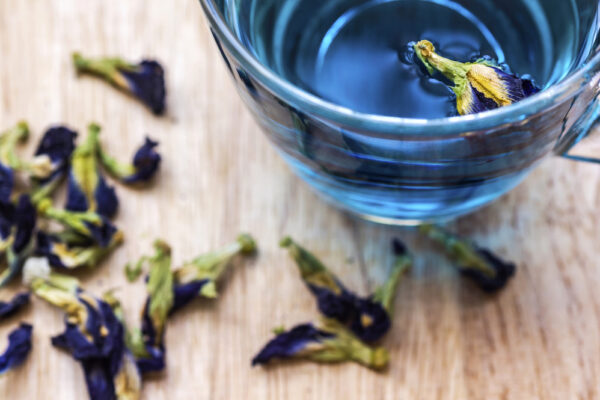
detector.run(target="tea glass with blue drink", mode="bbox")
[199,0,600,224]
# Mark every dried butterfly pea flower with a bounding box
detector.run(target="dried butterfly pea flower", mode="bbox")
[0,292,30,321]
[36,230,123,270]
[66,123,118,218]
[280,237,410,342]
[0,122,30,177]
[37,198,121,247]
[0,322,32,375]
[420,224,516,292]
[0,194,37,287]
[99,137,161,184]
[72,53,166,115]
[413,40,540,116]
[23,257,141,400]
[252,318,388,370]
[30,126,77,205]
[170,233,256,312]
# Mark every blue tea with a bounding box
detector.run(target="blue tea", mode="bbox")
[225,0,597,118]
[209,0,600,222]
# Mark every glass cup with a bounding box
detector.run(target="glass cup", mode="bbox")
[199,0,600,224]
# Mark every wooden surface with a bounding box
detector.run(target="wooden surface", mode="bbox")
[2,1,600,399]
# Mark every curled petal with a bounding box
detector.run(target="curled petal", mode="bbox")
[99,137,161,184]
[0,293,30,321]
[0,323,33,374]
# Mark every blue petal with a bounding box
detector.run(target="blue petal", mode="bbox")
[0,293,30,320]
[0,323,33,374]
[252,323,334,366]
[34,127,77,184]
[0,163,14,203]
[65,172,90,212]
[460,248,516,292]
[13,195,37,253]
[170,280,209,315]
[35,232,67,268]
[348,299,391,343]
[120,61,166,115]
[123,138,161,184]
[135,300,166,374]
[66,172,119,219]
[84,218,118,247]
[0,200,15,241]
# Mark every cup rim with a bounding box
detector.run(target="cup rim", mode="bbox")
[200,0,600,137]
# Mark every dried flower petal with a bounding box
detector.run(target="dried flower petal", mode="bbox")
[414,40,540,115]
[30,126,77,204]
[171,234,256,312]
[0,293,30,321]
[24,259,141,400]
[280,237,409,342]
[0,323,32,374]
[100,138,161,184]
[73,53,166,115]
[37,198,121,247]
[420,224,516,292]
[66,123,118,218]
[0,122,30,174]
[252,319,388,370]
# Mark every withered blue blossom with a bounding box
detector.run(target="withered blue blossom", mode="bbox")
[252,319,388,370]
[31,126,77,204]
[73,53,166,115]
[0,194,38,287]
[280,237,410,342]
[66,123,118,218]
[37,198,121,248]
[0,164,14,204]
[0,292,30,321]
[0,322,33,375]
[23,258,141,399]
[414,40,540,116]
[420,224,516,292]
[99,137,161,184]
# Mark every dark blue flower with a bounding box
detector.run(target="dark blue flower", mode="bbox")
[24,261,141,399]
[99,137,161,184]
[0,163,14,203]
[30,126,77,204]
[0,292,30,321]
[66,123,118,218]
[252,320,388,369]
[0,323,33,374]
[73,54,166,115]
[280,237,410,343]
[420,224,516,292]
[414,40,540,115]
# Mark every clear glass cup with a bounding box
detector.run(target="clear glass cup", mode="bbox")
[199,0,600,224]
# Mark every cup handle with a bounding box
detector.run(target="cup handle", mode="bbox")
[554,91,600,163]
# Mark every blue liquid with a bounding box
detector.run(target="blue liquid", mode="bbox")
[225,0,595,118]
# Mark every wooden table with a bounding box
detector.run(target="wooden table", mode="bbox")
[1,1,600,399]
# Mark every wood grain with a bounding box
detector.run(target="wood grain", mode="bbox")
[1,1,600,399]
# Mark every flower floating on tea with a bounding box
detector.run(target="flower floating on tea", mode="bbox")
[413,40,540,115]
[0,292,30,321]
[66,123,119,218]
[72,53,166,115]
[0,323,33,375]
[30,126,77,204]
[252,319,388,370]
[99,137,161,184]
[280,237,410,342]
[420,224,516,292]
[23,257,141,400]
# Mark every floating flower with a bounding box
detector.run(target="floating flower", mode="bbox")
[99,137,161,184]
[420,224,516,292]
[0,323,32,375]
[66,123,118,218]
[0,292,30,321]
[23,257,141,399]
[37,198,121,248]
[252,319,388,370]
[72,53,166,115]
[36,229,123,270]
[0,194,38,287]
[171,234,256,312]
[30,126,77,204]
[280,237,410,342]
[413,40,540,116]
